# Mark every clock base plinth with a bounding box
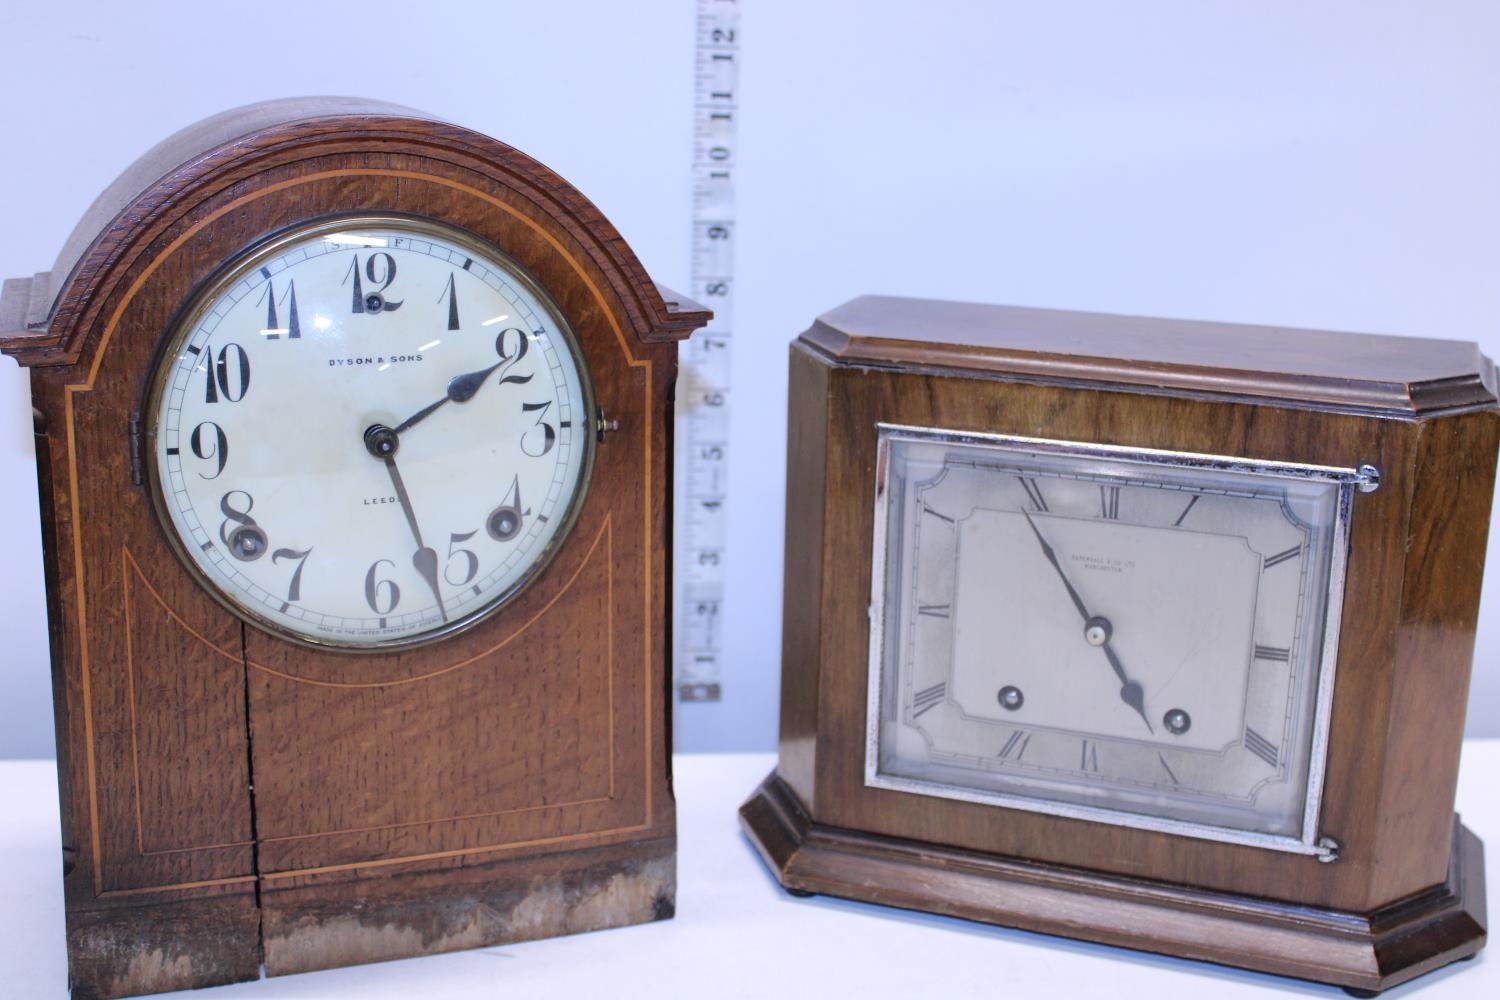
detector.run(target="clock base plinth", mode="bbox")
[740,771,1487,995]
[62,838,674,998]
[65,893,262,1000]
[259,836,676,977]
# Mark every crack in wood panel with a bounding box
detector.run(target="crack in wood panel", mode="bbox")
[252,521,619,844]
[122,547,252,859]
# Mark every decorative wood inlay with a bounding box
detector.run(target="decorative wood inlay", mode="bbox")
[122,548,249,859]
[247,517,615,688]
[2,99,706,996]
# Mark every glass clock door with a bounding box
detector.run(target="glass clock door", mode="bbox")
[866,425,1370,857]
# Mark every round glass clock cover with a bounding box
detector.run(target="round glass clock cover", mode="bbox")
[867,426,1364,855]
[148,218,594,648]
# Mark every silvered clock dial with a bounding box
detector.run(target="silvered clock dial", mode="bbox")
[867,425,1372,855]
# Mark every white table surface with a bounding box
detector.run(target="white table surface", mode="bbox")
[1,747,1495,999]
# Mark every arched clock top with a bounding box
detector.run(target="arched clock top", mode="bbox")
[0,97,708,369]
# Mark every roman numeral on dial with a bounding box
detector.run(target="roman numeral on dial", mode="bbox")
[1244,728,1280,767]
[1263,545,1301,570]
[1080,740,1101,771]
[1018,476,1048,512]
[1098,485,1120,519]
[1173,494,1199,526]
[998,730,1030,761]
[911,682,946,718]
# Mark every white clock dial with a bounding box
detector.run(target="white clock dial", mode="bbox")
[868,427,1362,855]
[147,218,593,648]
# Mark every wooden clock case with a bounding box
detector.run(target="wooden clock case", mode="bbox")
[0,98,708,999]
[742,295,1494,995]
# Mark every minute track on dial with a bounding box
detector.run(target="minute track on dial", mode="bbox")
[148,218,594,647]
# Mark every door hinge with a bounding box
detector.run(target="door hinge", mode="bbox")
[129,413,143,486]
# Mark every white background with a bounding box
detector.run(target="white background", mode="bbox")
[1,1,1498,757]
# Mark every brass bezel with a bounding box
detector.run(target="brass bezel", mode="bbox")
[143,214,597,652]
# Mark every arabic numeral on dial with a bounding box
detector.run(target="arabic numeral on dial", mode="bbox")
[218,490,266,561]
[495,327,534,386]
[444,531,480,586]
[487,475,530,542]
[189,421,228,479]
[256,278,301,339]
[203,342,250,403]
[345,253,404,313]
[364,559,401,614]
[521,400,557,457]
[438,273,460,331]
[271,547,312,603]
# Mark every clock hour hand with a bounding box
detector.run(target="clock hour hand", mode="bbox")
[1104,646,1152,733]
[1020,510,1154,734]
[392,329,534,435]
[366,425,448,623]
[391,360,501,434]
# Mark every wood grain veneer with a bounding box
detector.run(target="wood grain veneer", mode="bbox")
[2,98,708,999]
[746,295,1494,994]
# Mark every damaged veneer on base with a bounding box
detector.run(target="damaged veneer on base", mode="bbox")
[64,841,675,997]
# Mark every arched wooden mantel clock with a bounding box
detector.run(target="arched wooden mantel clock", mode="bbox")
[0,98,709,999]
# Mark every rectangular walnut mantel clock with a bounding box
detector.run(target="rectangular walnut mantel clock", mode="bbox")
[0,98,708,999]
[742,295,1494,995]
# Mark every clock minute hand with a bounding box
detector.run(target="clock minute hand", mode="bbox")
[383,455,448,623]
[1020,510,1092,624]
[366,427,449,624]
[1020,511,1153,734]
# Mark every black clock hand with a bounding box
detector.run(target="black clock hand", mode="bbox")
[1103,645,1150,732]
[1020,511,1153,734]
[366,426,448,623]
[392,359,503,434]
[1021,509,1092,622]
[392,330,533,435]
[384,455,448,623]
